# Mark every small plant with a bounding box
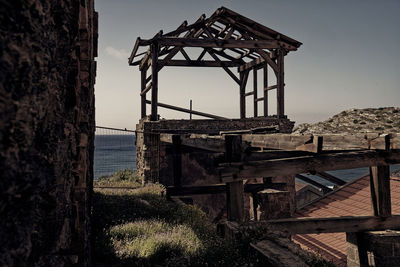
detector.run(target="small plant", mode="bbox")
[95,169,142,187]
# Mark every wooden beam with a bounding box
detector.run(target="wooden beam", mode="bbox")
[172,135,182,186]
[145,100,228,120]
[370,165,391,217]
[219,150,400,182]
[295,174,333,194]
[153,37,281,49]
[140,69,146,118]
[244,91,254,97]
[277,48,285,117]
[316,171,346,186]
[255,49,278,74]
[240,70,249,119]
[150,43,159,121]
[179,48,191,61]
[166,183,287,197]
[239,57,266,72]
[140,81,152,96]
[263,215,400,234]
[227,181,245,222]
[253,68,258,117]
[160,134,225,152]
[208,51,241,85]
[158,59,240,67]
[265,85,277,91]
[263,65,268,116]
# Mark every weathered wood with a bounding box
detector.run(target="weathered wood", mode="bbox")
[150,43,159,121]
[265,85,277,91]
[140,81,152,96]
[128,37,140,65]
[244,91,254,97]
[158,59,240,68]
[208,51,240,84]
[160,133,225,152]
[239,57,266,72]
[277,48,285,117]
[241,133,400,151]
[151,37,281,49]
[370,165,391,217]
[262,215,400,234]
[316,171,346,186]
[220,150,400,182]
[227,180,245,222]
[141,69,147,118]
[225,135,243,162]
[263,65,268,116]
[253,68,258,117]
[295,174,333,194]
[172,135,182,186]
[255,49,278,74]
[166,183,287,197]
[179,48,191,61]
[295,136,323,153]
[239,71,249,119]
[145,100,227,120]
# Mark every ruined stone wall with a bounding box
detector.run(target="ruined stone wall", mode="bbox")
[136,117,294,220]
[0,1,97,266]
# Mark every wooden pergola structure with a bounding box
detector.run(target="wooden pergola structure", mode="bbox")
[129,7,302,121]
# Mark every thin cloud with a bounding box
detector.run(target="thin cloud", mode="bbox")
[105,46,129,60]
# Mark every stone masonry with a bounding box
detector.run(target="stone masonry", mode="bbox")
[0,1,97,266]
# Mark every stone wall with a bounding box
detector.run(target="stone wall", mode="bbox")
[0,1,97,266]
[136,117,294,221]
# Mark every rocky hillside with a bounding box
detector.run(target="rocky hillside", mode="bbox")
[293,107,400,134]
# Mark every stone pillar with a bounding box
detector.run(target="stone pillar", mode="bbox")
[346,230,400,267]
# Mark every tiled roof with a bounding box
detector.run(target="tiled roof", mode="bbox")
[293,175,400,267]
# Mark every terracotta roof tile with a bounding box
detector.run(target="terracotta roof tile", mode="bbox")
[293,175,400,266]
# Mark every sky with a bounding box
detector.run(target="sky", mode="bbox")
[95,0,400,130]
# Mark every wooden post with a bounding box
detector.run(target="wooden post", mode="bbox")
[150,42,159,121]
[141,69,147,118]
[172,135,182,187]
[240,71,245,119]
[189,99,192,120]
[369,165,391,217]
[253,67,258,117]
[277,49,284,117]
[225,135,244,222]
[263,64,268,117]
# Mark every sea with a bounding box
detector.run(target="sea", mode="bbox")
[94,134,400,185]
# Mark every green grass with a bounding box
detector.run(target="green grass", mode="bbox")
[92,170,337,266]
[92,171,250,266]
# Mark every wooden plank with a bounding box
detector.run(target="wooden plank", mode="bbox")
[241,133,400,151]
[140,69,147,118]
[277,48,285,117]
[172,135,182,186]
[227,180,245,222]
[219,150,400,182]
[140,81,152,96]
[150,43,159,121]
[295,174,333,194]
[145,100,227,120]
[166,183,287,197]
[208,51,240,85]
[295,136,323,153]
[262,215,400,234]
[158,59,240,67]
[263,65,268,116]
[316,171,346,186]
[370,165,391,217]
[253,68,258,117]
[160,133,225,152]
[239,70,249,119]
[153,37,281,49]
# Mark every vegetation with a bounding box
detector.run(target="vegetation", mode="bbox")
[92,170,336,266]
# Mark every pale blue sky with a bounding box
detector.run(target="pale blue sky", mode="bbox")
[95,0,400,129]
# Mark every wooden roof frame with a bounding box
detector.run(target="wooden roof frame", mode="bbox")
[129,7,302,121]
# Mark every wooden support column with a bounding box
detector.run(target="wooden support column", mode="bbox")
[172,135,182,187]
[150,42,159,121]
[369,165,391,217]
[253,67,258,117]
[141,69,147,118]
[263,64,268,117]
[225,135,244,222]
[277,49,285,117]
[239,71,249,119]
